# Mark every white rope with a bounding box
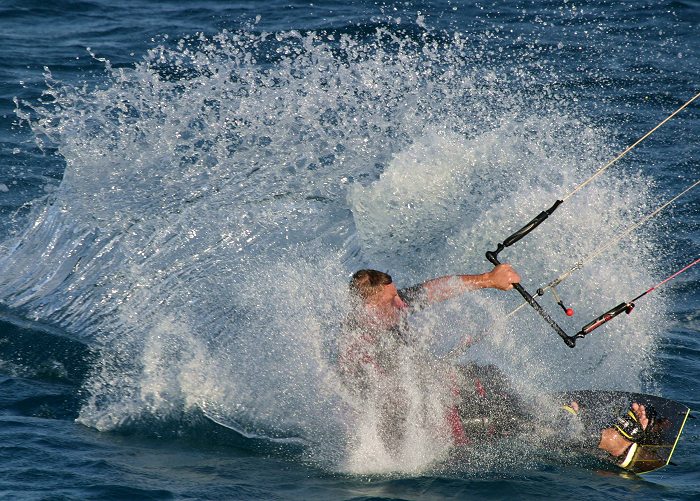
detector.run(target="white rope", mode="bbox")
[562,91,700,202]
[448,92,700,358]
[536,177,700,298]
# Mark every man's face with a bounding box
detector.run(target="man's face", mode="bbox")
[364,283,407,326]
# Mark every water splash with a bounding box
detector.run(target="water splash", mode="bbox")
[1,25,665,473]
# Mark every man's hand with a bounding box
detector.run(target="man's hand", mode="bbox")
[486,264,521,290]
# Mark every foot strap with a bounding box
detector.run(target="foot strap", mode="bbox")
[613,406,656,443]
[613,410,644,441]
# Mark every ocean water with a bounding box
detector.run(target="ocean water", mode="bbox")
[0,0,698,499]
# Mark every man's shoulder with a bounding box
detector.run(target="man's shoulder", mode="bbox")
[398,283,428,309]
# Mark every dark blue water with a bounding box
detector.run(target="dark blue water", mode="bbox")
[1,1,698,499]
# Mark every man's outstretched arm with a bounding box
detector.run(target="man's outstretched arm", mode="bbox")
[418,264,521,304]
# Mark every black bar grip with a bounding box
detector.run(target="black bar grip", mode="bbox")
[486,247,503,266]
[501,200,563,249]
[485,199,574,346]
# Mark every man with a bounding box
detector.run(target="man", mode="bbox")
[338,265,651,465]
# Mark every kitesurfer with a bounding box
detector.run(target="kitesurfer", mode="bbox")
[338,266,651,463]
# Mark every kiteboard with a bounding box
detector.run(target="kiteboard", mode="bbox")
[556,390,690,474]
[455,380,690,475]
[201,388,689,475]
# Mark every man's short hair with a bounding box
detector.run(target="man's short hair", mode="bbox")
[350,269,392,301]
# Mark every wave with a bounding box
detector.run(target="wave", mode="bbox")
[1,24,668,472]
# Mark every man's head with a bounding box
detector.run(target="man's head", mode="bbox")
[349,269,407,326]
[349,269,393,301]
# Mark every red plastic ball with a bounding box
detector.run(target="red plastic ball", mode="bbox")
[565,308,574,316]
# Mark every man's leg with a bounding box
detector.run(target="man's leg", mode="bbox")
[378,390,408,455]
[453,363,531,436]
